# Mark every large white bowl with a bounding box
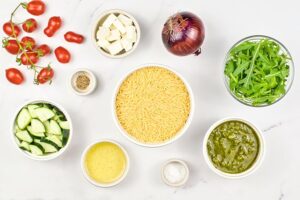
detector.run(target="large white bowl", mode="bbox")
[113,64,195,147]
[81,139,130,187]
[91,9,141,58]
[203,117,265,179]
[11,99,73,161]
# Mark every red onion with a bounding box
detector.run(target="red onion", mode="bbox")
[162,12,205,56]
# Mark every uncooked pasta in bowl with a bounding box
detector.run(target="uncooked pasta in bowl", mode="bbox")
[114,65,194,147]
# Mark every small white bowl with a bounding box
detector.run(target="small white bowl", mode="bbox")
[112,63,195,148]
[92,9,141,58]
[81,139,130,187]
[69,68,97,96]
[161,159,189,187]
[203,117,265,179]
[11,99,73,161]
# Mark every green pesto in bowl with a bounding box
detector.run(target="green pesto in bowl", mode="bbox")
[207,120,260,174]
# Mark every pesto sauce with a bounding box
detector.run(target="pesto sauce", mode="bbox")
[207,120,259,174]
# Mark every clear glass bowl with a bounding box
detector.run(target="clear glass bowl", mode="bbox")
[224,35,294,107]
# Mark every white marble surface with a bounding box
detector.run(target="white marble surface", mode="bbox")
[0,0,299,199]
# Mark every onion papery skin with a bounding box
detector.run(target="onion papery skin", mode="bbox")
[162,12,205,56]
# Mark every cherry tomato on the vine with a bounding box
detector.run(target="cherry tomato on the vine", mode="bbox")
[54,46,71,63]
[6,68,24,85]
[21,36,36,50]
[3,22,21,37]
[24,0,46,16]
[3,39,20,55]
[22,18,37,33]
[20,52,39,65]
[36,44,51,56]
[37,67,54,84]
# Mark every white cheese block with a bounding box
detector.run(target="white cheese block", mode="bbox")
[107,29,121,42]
[112,18,126,34]
[102,14,117,28]
[97,26,110,40]
[118,14,133,26]
[107,40,123,55]
[121,38,133,52]
[97,38,110,50]
[124,25,137,42]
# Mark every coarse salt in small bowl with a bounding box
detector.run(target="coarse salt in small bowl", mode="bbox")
[161,159,189,187]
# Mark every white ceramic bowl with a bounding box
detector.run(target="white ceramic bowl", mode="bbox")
[12,99,73,161]
[113,64,195,147]
[69,68,97,96]
[203,117,265,179]
[81,139,130,187]
[161,159,190,187]
[92,9,141,58]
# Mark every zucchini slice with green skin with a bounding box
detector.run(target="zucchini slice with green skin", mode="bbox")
[62,130,70,146]
[44,135,62,147]
[31,119,46,133]
[27,126,45,138]
[16,130,33,143]
[59,121,70,130]
[35,107,55,122]
[35,139,58,153]
[28,104,40,118]
[19,141,30,151]
[17,108,31,130]
[29,144,44,156]
[48,120,62,135]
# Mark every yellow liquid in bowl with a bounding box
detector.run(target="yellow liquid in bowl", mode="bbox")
[84,142,127,184]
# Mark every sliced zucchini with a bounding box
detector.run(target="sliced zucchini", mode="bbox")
[35,139,58,153]
[27,126,45,138]
[16,130,33,143]
[43,120,51,134]
[28,104,40,118]
[31,119,45,133]
[29,144,44,156]
[19,141,30,151]
[48,120,62,135]
[59,121,70,130]
[35,107,55,122]
[44,135,62,147]
[62,129,70,146]
[17,108,31,130]
[14,124,21,132]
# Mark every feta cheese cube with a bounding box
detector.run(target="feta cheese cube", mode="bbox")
[97,38,110,50]
[118,14,133,26]
[121,38,133,52]
[102,14,117,28]
[107,29,121,42]
[107,40,123,55]
[113,18,126,34]
[97,26,110,40]
[124,25,137,42]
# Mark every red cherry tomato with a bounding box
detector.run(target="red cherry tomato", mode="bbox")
[44,16,62,37]
[54,46,71,63]
[3,40,20,55]
[21,36,36,50]
[37,67,54,84]
[36,44,51,56]
[6,68,24,85]
[22,18,38,33]
[3,22,21,37]
[20,52,39,65]
[64,31,84,44]
[25,0,46,16]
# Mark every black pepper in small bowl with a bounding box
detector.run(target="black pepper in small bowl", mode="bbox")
[70,69,97,95]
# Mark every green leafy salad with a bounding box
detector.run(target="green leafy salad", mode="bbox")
[225,38,291,106]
